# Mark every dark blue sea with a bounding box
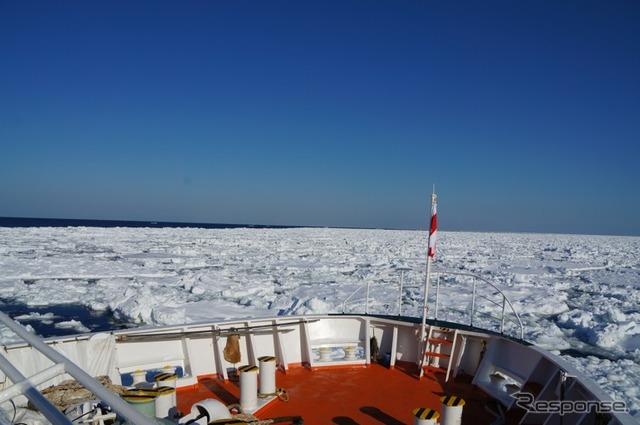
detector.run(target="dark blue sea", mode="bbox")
[0,302,131,338]
[0,216,295,230]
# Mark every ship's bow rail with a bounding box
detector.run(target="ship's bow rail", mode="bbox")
[342,269,524,341]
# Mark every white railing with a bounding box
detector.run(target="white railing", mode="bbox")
[341,278,373,315]
[0,311,157,425]
[342,270,524,340]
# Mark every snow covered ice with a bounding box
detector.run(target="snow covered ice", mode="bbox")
[0,226,638,417]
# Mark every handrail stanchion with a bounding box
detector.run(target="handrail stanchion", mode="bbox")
[501,297,507,334]
[470,277,477,328]
[365,280,371,315]
[398,269,404,316]
[342,281,367,313]
[434,273,440,321]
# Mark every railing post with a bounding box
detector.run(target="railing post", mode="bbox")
[398,270,404,316]
[365,280,371,315]
[434,273,440,320]
[501,296,506,334]
[470,277,477,327]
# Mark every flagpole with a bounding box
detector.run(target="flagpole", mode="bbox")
[419,187,437,377]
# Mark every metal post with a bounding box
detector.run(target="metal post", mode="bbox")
[365,280,371,315]
[419,188,437,377]
[470,278,477,327]
[418,257,431,378]
[501,296,506,334]
[434,273,440,321]
[420,256,432,340]
[398,270,405,316]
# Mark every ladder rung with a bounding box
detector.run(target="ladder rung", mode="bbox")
[425,351,450,359]
[423,364,447,373]
[428,338,453,344]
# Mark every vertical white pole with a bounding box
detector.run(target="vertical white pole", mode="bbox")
[419,188,437,376]
[366,280,371,314]
[398,270,404,316]
[418,251,432,377]
[420,258,432,337]
[434,273,440,320]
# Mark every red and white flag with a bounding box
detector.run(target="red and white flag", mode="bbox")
[427,198,437,258]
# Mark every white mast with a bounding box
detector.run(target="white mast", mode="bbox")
[418,186,437,376]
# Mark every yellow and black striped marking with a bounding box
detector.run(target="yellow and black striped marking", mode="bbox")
[258,355,277,362]
[413,407,440,420]
[122,390,159,402]
[154,372,178,382]
[155,386,176,396]
[440,395,465,407]
[238,365,259,373]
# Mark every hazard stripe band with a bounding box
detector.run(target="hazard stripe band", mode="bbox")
[239,365,259,373]
[413,407,439,419]
[440,395,465,406]
[122,392,158,401]
[154,372,178,381]
[258,356,277,362]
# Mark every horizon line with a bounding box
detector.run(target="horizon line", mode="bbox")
[0,216,637,238]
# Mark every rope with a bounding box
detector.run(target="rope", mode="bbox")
[216,416,301,425]
[234,413,271,424]
[224,394,298,424]
[258,387,289,402]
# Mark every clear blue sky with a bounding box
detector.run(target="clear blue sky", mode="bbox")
[1,1,639,235]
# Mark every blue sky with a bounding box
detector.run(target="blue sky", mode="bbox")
[1,1,639,235]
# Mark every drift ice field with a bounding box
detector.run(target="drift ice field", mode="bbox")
[0,226,638,417]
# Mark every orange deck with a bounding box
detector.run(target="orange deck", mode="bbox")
[177,362,502,424]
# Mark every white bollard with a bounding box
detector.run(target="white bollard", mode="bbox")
[413,407,440,425]
[258,356,277,397]
[238,365,259,412]
[154,386,176,419]
[122,389,158,419]
[440,395,465,425]
[130,370,147,387]
[153,373,177,417]
[155,372,178,389]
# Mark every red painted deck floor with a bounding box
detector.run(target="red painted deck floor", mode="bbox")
[177,363,505,424]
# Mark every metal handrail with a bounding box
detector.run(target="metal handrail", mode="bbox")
[341,269,524,340]
[341,279,372,314]
[432,271,524,340]
[0,311,157,425]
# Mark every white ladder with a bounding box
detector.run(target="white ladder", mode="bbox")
[421,326,458,382]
